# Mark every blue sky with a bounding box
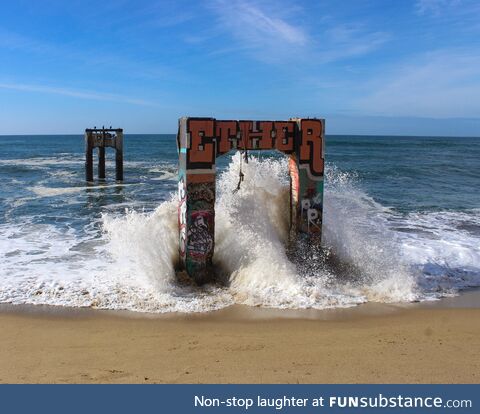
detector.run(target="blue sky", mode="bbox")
[0,0,479,135]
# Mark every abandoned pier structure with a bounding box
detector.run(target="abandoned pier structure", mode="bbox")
[85,127,124,182]
[177,117,325,284]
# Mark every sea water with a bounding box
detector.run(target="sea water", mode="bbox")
[0,135,479,313]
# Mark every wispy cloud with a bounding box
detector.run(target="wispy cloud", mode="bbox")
[414,0,480,27]
[354,49,480,118]
[0,82,158,107]
[415,0,460,15]
[208,0,307,62]
[206,0,389,65]
[212,0,306,44]
[318,24,390,64]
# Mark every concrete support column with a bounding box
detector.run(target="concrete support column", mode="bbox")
[85,128,124,182]
[177,117,216,284]
[178,173,216,284]
[98,147,106,179]
[115,130,124,181]
[289,119,325,246]
[177,117,324,284]
[85,132,94,182]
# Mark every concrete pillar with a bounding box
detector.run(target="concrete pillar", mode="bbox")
[115,130,124,181]
[177,117,324,284]
[177,118,216,284]
[85,132,94,182]
[289,119,325,246]
[98,147,106,179]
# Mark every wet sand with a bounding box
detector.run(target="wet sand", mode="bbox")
[0,295,479,384]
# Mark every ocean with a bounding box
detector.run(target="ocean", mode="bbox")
[0,134,479,313]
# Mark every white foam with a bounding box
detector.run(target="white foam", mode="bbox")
[393,210,480,294]
[0,157,84,167]
[322,165,418,303]
[102,201,179,291]
[27,183,140,198]
[151,172,177,181]
[1,155,479,313]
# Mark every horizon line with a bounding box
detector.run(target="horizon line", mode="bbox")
[0,132,479,138]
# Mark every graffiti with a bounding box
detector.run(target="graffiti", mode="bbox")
[288,157,300,239]
[178,176,186,200]
[298,179,323,234]
[177,117,325,284]
[300,197,322,233]
[216,120,238,155]
[177,178,215,269]
[188,182,215,204]
[274,121,296,153]
[187,211,214,259]
[298,119,324,178]
[178,176,187,258]
[236,120,275,150]
[179,226,186,257]
[185,182,215,261]
[186,118,216,170]
[182,118,316,173]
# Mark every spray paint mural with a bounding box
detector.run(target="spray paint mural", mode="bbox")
[177,117,325,284]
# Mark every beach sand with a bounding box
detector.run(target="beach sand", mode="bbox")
[0,298,479,384]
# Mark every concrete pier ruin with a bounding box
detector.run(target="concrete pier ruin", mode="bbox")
[177,117,325,284]
[85,127,124,182]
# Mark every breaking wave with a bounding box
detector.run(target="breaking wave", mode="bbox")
[1,154,479,313]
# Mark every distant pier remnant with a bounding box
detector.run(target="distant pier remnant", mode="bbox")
[85,127,124,182]
[177,117,325,284]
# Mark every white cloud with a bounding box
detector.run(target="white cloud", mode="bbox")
[214,0,306,44]
[208,0,307,61]
[414,0,480,21]
[207,1,389,64]
[354,50,480,118]
[415,0,460,15]
[318,24,390,63]
[0,82,158,107]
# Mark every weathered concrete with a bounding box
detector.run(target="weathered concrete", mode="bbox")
[177,117,325,284]
[85,128,124,182]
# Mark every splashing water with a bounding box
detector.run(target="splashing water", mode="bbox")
[1,136,479,313]
[99,155,475,312]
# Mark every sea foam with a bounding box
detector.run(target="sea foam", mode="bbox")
[1,154,479,313]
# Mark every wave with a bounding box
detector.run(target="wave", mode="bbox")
[0,154,479,313]
[0,157,84,167]
[0,157,168,170]
[28,183,139,198]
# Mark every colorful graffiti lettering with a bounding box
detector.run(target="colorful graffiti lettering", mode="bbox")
[298,119,324,178]
[177,117,325,284]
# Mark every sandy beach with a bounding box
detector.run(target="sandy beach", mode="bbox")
[1,296,479,384]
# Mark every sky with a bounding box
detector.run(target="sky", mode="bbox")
[0,0,479,135]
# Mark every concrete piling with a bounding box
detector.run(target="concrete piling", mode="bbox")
[98,147,106,179]
[115,130,124,181]
[177,117,325,285]
[85,133,94,182]
[84,127,124,182]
